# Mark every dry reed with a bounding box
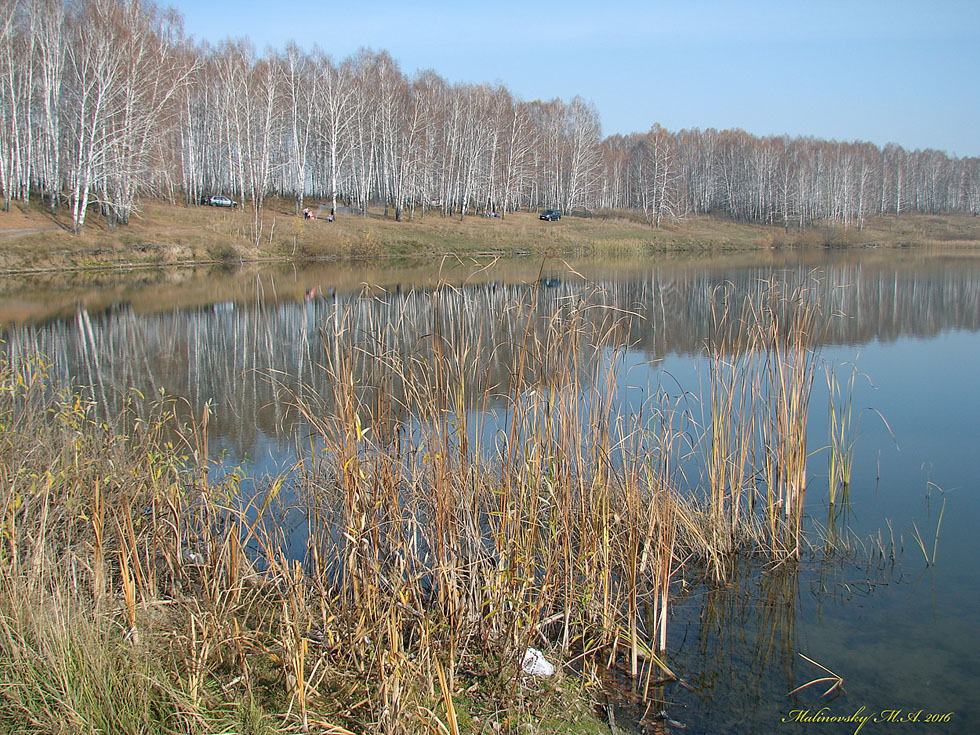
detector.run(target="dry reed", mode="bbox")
[0,269,849,734]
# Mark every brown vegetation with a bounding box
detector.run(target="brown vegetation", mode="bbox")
[1,199,978,275]
[0,274,858,733]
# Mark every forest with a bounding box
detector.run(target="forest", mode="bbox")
[2,0,978,234]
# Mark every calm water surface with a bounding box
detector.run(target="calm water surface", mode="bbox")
[2,249,978,734]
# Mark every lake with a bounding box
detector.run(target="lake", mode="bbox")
[2,248,977,734]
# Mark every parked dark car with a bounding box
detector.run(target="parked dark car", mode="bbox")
[208,195,238,209]
[539,209,561,221]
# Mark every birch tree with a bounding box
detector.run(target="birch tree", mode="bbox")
[0,0,20,211]
[313,52,355,218]
[63,0,129,232]
[32,0,67,211]
[562,96,601,212]
[280,43,315,213]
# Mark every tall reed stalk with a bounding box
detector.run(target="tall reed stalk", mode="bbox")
[748,277,823,557]
[287,279,690,721]
[697,275,826,566]
[825,362,863,503]
[703,286,760,578]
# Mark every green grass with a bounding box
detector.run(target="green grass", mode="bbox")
[0,581,271,735]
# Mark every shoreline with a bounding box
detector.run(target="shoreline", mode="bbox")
[1,199,978,276]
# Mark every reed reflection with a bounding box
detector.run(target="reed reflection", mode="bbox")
[2,255,978,460]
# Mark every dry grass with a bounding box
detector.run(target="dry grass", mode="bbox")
[0,312,657,733]
[0,198,764,273]
[692,274,827,571]
[4,196,976,275]
[770,212,980,248]
[0,272,860,733]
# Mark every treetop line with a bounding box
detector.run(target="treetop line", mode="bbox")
[2,0,977,234]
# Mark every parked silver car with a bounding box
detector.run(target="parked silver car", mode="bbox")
[207,195,237,209]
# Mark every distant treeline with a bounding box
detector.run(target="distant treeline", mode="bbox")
[2,0,978,233]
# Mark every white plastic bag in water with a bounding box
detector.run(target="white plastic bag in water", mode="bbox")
[521,647,555,676]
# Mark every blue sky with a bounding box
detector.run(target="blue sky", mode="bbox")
[168,0,980,156]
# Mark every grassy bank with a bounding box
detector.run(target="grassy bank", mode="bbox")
[1,198,979,273]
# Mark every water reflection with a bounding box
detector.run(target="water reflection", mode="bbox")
[1,250,979,734]
[2,252,978,461]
